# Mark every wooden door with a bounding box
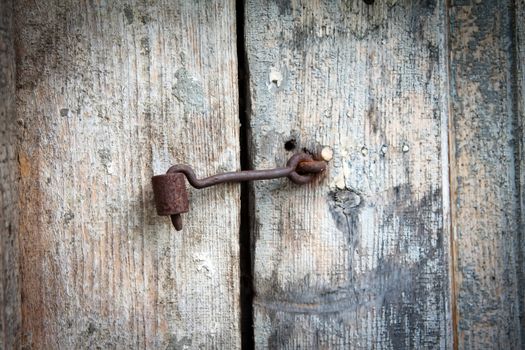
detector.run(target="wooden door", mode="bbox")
[7,0,242,348]
[1,0,524,349]
[245,1,450,348]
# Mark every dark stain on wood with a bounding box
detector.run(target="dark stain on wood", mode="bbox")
[0,0,22,348]
[449,1,524,347]
[328,188,363,230]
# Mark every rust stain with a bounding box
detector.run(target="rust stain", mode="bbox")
[18,152,31,178]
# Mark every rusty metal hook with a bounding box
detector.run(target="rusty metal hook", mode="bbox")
[152,153,327,230]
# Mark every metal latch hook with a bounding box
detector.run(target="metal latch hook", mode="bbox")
[151,153,327,230]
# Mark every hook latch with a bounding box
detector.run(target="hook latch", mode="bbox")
[152,153,327,230]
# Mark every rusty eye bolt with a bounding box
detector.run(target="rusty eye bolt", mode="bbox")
[152,153,327,230]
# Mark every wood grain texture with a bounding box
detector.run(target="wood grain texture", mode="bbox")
[0,0,21,348]
[448,1,523,348]
[514,0,525,344]
[244,1,451,348]
[15,1,240,348]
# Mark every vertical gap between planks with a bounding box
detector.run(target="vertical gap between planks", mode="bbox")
[236,0,255,348]
[444,0,459,349]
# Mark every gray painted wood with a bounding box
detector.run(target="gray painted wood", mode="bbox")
[15,1,241,348]
[244,0,451,348]
[448,1,523,348]
[515,0,525,344]
[0,0,21,348]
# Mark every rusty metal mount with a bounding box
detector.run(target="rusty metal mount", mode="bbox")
[152,152,327,230]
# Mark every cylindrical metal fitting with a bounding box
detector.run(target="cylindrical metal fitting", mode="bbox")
[151,173,189,216]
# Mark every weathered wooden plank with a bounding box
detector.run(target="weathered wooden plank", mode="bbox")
[15,1,240,348]
[515,0,525,343]
[448,1,523,348]
[0,0,21,348]
[245,0,451,348]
